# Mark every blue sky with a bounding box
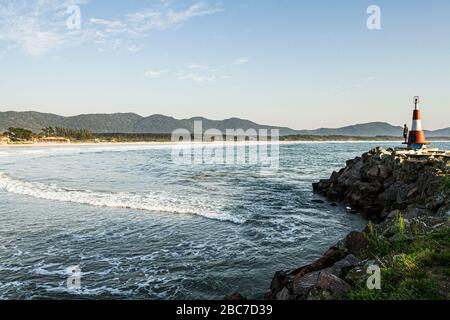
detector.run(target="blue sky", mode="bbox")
[0,0,449,130]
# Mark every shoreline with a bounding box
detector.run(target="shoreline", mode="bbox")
[3,140,450,149]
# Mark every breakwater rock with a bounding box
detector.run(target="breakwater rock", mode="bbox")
[267,148,450,300]
[313,147,450,221]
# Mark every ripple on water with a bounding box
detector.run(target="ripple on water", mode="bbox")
[2,142,428,299]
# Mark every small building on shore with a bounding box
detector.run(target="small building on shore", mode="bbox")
[33,136,71,144]
[0,135,10,144]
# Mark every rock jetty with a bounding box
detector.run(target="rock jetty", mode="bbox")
[266,147,450,300]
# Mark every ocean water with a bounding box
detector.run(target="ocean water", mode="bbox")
[1,142,448,299]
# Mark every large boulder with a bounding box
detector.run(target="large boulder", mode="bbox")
[293,271,352,299]
[367,165,392,180]
[342,231,370,257]
[323,254,362,278]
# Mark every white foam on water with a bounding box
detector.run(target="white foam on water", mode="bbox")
[0,172,244,224]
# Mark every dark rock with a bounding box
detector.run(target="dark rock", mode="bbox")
[308,248,347,273]
[343,231,369,257]
[293,271,320,297]
[404,206,432,220]
[334,254,361,268]
[290,247,347,281]
[224,292,247,300]
[407,186,419,198]
[315,272,352,298]
[323,254,362,278]
[275,287,293,300]
[327,190,341,202]
[387,209,401,220]
[312,182,320,192]
[270,270,287,293]
[293,271,352,299]
[344,260,376,287]
[359,181,382,196]
[437,203,450,217]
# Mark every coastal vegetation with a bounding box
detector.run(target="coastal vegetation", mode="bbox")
[1,126,96,143]
[2,127,450,144]
[348,225,449,300]
[95,133,173,142]
[3,127,33,141]
[40,126,95,140]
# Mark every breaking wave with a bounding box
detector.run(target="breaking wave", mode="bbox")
[0,172,244,224]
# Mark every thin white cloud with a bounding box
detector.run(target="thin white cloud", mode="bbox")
[0,0,223,56]
[174,57,249,83]
[232,57,249,66]
[128,44,142,53]
[144,56,248,83]
[89,18,126,33]
[144,69,168,78]
[166,2,223,25]
[187,62,210,70]
[179,72,216,83]
[0,0,86,56]
[128,2,223,32]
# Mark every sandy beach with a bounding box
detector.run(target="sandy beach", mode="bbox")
[0,140,414,149]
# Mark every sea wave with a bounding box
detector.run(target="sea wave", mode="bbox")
[0,172,244,224]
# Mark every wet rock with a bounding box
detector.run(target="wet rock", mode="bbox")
[270,271,287,293]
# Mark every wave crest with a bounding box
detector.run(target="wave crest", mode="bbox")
[0,173,244,224]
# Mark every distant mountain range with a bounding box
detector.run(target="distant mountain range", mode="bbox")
[0,111,449,137]
[296,122,450,137]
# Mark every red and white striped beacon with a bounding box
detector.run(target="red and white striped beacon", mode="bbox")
[407,96,430,149]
